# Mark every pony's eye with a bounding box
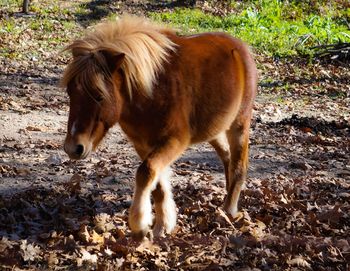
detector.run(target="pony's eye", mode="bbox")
[96,96,104,102]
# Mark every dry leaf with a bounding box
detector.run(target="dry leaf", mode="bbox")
[217,208,236,228]
[77,248,98,266]
[78,225,90,243]
[0,237,15,253]
[94,213,115,232]
[104,247,113,256]
[91,230,105,245]
[287,256,312,269]
[64,174,82,194]
[20,240,42,262]
[26,126,42,131]
[46,252,59,266]
[136,239,160,256]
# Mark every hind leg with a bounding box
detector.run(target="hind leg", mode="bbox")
[151,167,177,237]
[224,116,251,217]
[209,132,230,187]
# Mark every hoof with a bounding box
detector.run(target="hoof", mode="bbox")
[131,228,149,241]
[128,201,153,238]
[153,224,166,238]
[223,201,238,218]
[153,220,175,237]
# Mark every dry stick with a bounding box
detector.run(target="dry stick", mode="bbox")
[311,43,350,60]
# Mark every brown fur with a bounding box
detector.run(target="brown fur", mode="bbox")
[63,16,258,238]
[61,16,176,98]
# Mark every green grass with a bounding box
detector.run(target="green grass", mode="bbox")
[1,0,349,60]
[0,0,21,11]
[0,0,85,60]
[150,1,350,57]
[0,18,18,34]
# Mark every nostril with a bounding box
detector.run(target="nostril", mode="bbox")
[75,144,84,156]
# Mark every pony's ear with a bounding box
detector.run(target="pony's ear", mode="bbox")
[71,48,82,58]
[100,51,125,73]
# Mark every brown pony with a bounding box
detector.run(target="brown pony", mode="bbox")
[62,16,257,238]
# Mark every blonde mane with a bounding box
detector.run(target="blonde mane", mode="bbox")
[61,16,176,97]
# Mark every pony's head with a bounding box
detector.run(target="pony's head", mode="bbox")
[62,44,125,160]
[61,16,176,159]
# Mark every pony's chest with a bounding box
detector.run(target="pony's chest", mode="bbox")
[119,107,165,148]
[119,119,149,142]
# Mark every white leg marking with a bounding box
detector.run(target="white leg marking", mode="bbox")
[129,173,158,234]
[153,167,177,237]
[129,189,153,233]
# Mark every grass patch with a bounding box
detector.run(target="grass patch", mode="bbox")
[0,0,21,12]
[150,1,350,57]
[0,18,18,34]
[0,0,87,60]
[1,0,349,60]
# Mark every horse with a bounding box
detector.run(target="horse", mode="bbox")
[61,16,257,238]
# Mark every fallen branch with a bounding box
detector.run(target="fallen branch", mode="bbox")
[311,42,350,61]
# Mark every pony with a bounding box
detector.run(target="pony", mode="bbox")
[62,16,257,238]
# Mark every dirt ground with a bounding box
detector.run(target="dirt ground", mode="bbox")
[0,1,349,270]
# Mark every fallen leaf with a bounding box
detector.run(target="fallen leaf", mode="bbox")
[287,256,312,269]
[78,225,90,243]
[77,248,98,266]
[26,126,42,131]
[91,230,105,245]
[217,208,236,228]
[20,240,42,262]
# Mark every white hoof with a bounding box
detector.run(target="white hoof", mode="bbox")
[129,199,153,234]
[153,197,177,237]
[223,200,238,218]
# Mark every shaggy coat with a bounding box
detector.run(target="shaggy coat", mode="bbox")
[62,16,257,238]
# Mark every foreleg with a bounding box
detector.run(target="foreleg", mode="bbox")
[129,137,188,238]
[152,167,177,237]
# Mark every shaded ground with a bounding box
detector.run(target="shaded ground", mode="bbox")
[0,1,349,270]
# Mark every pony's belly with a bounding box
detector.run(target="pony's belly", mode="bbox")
[190,110,238,143]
